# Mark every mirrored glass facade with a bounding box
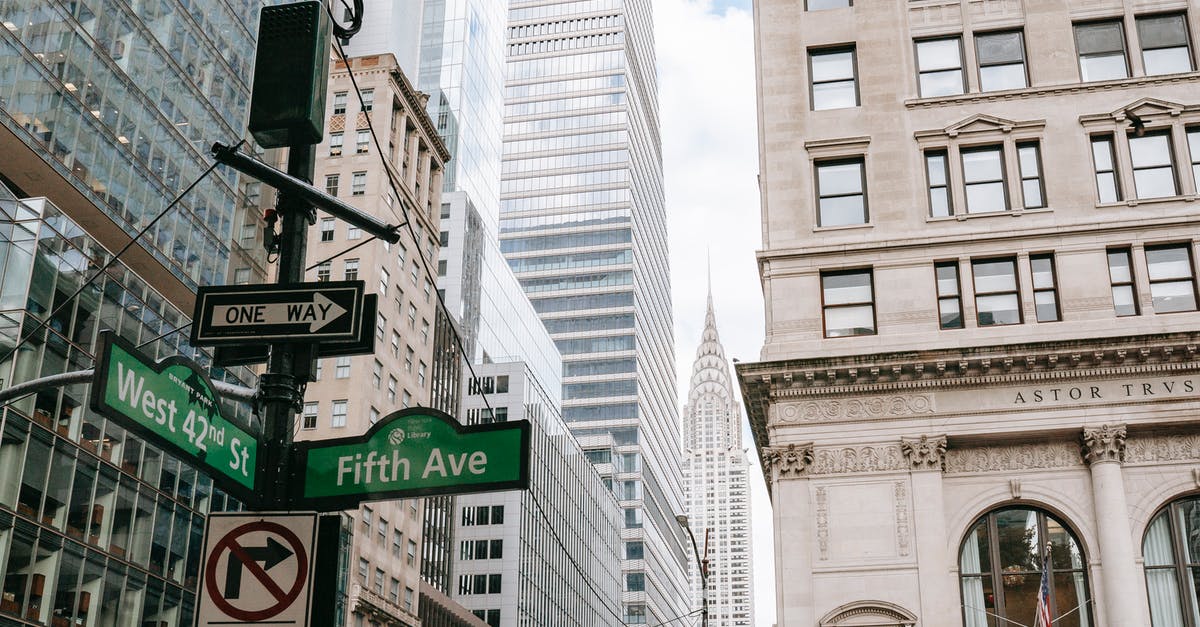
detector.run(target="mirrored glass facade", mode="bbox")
[0,187,255,625]
[501,0,688,622]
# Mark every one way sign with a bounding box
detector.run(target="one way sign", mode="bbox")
[196,513,317,627]
[191,281,364,345]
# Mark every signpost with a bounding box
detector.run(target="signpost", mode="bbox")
[196,512,318,627]
[291,408,531,510]
[90,332,259,502]
[190,281,365,346]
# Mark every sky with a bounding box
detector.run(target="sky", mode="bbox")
[655,1,776,625]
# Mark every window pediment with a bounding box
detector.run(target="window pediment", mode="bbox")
[916,114,1045,144]
[1079,97,1194,128]
[819,600,917,627]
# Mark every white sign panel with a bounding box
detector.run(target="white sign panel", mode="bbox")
[196,512,318,627]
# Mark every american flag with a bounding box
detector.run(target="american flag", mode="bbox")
[1034,545,1052,627]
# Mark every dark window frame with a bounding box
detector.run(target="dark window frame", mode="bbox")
[1128,129,1180,199]
[915,36,967,97]
[1091,134,1123,203]
[960,144,1010,214]
[1030,253,1062,322]
[820,268,877,338]
[808,45,860,111]
[934,261,964,330]
[814,157,868,227]
[804,0,852,10]
[1017,141,1046,209]
[1135,12,1195,75]
[974,29,1029,92]
[1074,19,1130,81]
[1144,243,1199,314]
[1107,247,1140,317]
[925,149,954,217]
[971,256,1023,326]
[1142,495,1200,625]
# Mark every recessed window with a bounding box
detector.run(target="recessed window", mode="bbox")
[316,261,331,282]
[320,217,335,242]
[302,402,318,429]
[975,30,1027,91]
[325,174,339,197]
[1129,131,1178,199]
[331,400,348,427]
[821,269,876,337]
[961,146,1008,213]
[361,89,374,112]
[1142,495,1200,624]
[1030,254,1060,322]
[815,158,867,226]
[1188,127,1200,191]
[810,47,858,110]
[1075,20,1129,81]
[352,171,367,196]
[335,356,351,379]
[1107,248,1139,316]
[1017,142,1045,208]
[329,132,343,157]
[916,37,965,97]
[356,130,370,154]
[1145,244,1198,313]
[935,261,964,329]
[806,0,850,9]
[333,91,347,115]
[959,507,1092,627]
[925,150,953,217]
[1137,14,1194,76]
[1091,135,1122,203]
[972,257,1021,326]
[345,258,359,281]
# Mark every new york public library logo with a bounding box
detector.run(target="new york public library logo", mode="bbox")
[1012,376,1197,405]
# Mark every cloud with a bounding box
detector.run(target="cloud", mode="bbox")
[657,1,775,625]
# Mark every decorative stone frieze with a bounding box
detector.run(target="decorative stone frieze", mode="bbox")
[945,442,1082,473]
[763,443,814,477]
[1124,433,1200,464]
[900,435,947,471]
[1082,424,1127,465]
[809,445,907,475]
[815,486,829,560]
[774,395,934,423]
[894,481,910,557]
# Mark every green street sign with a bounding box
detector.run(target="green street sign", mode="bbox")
[292,408,530,510]
[90,332,260,502]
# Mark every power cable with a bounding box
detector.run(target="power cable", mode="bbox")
[648,609,703,627]
[330,36,632,625]
[136,322,193,349]
[305,234,378,272]
[0,143,239,367]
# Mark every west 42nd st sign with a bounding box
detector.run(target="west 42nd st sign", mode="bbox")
[90,332,259,502]
[190,281,364,345]
[292,408,531,510]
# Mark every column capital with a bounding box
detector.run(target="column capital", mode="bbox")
[1082,424,1127,465]
[901,435,947,471]
[763,443,814,478]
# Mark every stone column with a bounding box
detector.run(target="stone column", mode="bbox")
[902,436,957,627]
[1082,424,1148,627]
[765,443,815,627]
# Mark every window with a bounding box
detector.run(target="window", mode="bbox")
[375,313,385,341]
[387,377,397,403]
[392,530,402,557]
[1107,248,1140,316]
[438,260,447,276]
[1030,254,1061,322]
[420,319,430,344]
[332,400,348,427]
[935,262,964,329]
[1143,495,1200,625]
[352,171,366,195]
[333,91,347,115]
[972,258,1021,326]
[330,132,344,156]
[320,218,335,242]
[625,605,647,625]
[916,37,965,97]
[348,225,361,240]
[373,568,384,595]
[1137,14,1193,76]
[496,376,509,393]
[625,541,644,560]
[1017,142,1045,208]
[491,505,504,524]
[821,269,876,337]
[391,332,400,358]
[316,261,331,282]
[962,146,1008,213]
[404,346,414,372]
[361,89,374,112]
[1076,20,1128,81]
[335,356,351,379]
[959,507,1091,627]
[807,0,850,8]
[389,578,399,604]
[379,269,389,295]
[809,47,858,110]
[1091,135,1122,203]
[1129,131,1178,199]
[417,362,427,387]
[489,539,503,559]
[439,230,450,246]
[404,588,414,612]
[815,158,867,226]
[325,174,339,196]
[345,259,359,281]
[406,540,416,566]
[377,518,387,543]
[401,390,411,408]
[302,402,318,429]
[626,572,645,592]
[1145,244,1198,313]
[976,30,1027,91]
[356,130,370,154]
[488,574,501,594]
[357,557,368,585]
[1189,127,1200,191]
[926,150,953,217]
[233,268,250,285]
[240,222,257,241]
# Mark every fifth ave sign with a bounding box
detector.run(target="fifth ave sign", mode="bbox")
[191,281,365,345]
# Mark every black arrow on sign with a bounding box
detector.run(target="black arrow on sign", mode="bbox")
[224,536,293,599]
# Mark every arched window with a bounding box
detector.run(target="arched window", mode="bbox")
[959,507,1092,627]
[1143,494,1200,625]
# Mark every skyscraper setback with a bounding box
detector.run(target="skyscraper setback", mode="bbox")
[501,0,689,623]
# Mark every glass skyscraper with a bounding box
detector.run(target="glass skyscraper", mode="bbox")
[500,1,689,622]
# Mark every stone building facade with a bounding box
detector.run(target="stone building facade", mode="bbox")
[740,0,1200,625]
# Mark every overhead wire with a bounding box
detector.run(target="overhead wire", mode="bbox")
[328,33,632,626]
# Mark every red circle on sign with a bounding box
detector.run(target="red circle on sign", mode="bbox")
[205,521,308,622]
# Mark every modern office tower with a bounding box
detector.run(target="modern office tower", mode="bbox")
[501,0,690,623]
[0,184,258,625]
[452,362,622,627]
[682,292,754,627]
[299,53,448,627]
[739,1,1200,626]
[0,1,262,624]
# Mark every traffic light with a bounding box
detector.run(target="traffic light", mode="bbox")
[248,1,331,148]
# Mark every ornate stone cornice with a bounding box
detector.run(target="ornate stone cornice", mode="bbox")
[904,72,1200,110]
[901,435,947,471]
[1082,424,1127,465]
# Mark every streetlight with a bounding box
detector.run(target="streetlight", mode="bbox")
[676,514,708,627]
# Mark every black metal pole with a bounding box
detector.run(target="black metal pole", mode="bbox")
[256,144,316,510]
